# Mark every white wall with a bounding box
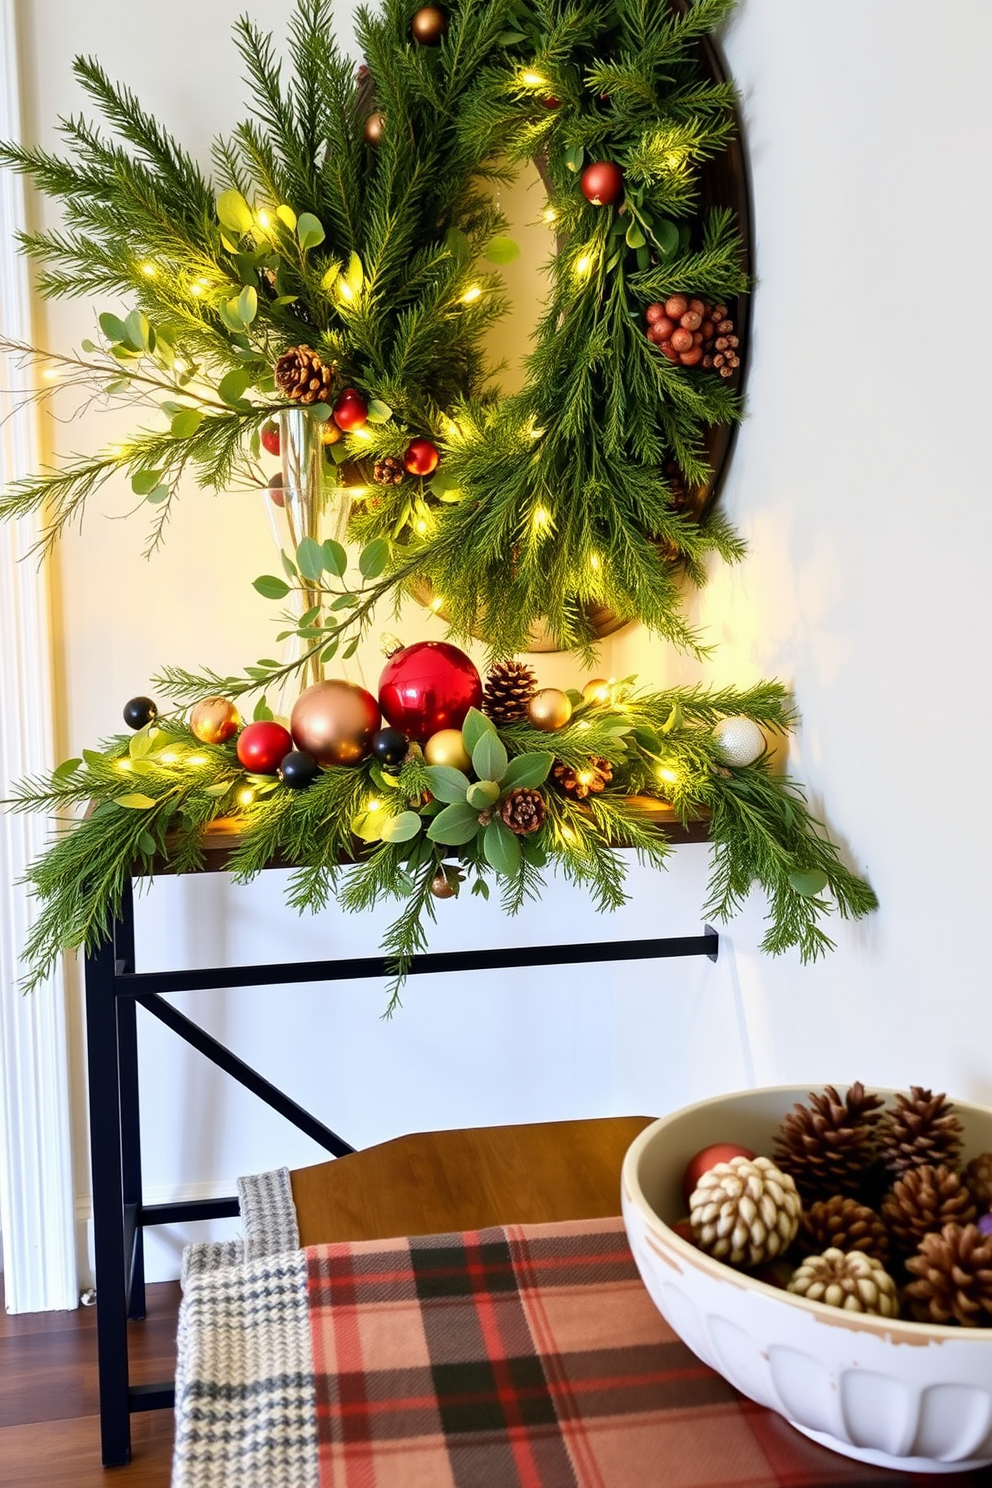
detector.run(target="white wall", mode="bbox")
[10,0,991,1284]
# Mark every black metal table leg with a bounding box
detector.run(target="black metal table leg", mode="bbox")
[84,927,132,1467]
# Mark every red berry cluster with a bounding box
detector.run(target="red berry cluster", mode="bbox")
[644,296,740,377]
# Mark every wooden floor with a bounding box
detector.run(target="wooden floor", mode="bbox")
[0,1275,178,1486]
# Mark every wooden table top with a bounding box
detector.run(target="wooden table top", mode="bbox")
[290,1115,655,1247]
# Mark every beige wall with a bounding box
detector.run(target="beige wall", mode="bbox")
[11,0,992,1280]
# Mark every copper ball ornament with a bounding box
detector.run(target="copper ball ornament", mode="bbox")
[237,720,293,775]
[290,680,381,766]
[526,687,572,732]
[713,716,765,768]
[378,641,482,742]
[424,728,471,771]
[580,160,623,206]
[363,110,385,146]
[411,5,448,44]
[189,696,240,745]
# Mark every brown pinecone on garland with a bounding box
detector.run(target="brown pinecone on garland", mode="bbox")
[788,1248,899,1317]
[373,455,405,486]
[881,1164,977,1252]
[965,1152,992,1210]
[483,660,537,724]
[552,757,613,800]
[772,1082,885,1203]
[275,345,337,405]
[798,1195,890,1267]
[905,1223,992,1326]
[878,1087,963,1178]
[499,788,546,835]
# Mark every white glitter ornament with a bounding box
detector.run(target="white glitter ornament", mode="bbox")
[713,716,765,768]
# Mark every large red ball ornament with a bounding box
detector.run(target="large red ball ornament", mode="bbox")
[681,1143,757,1208]
[580,160,624,206]
[378,641,482,742]
[236,720,293,774]
[403,438,440,476]
[332,388,368,431]
[290,680,381,766]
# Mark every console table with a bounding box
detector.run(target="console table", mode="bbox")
[83,808,715,1466]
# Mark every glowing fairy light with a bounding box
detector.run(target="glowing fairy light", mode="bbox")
[187,755,208,767]
[521,70,547,87]
[139,262,157,278]
[255,209,272,230]
[430,595,445,613]
[532,505,552,532]
[238,787,255,807]
[158,751,179,765]
[460,285,482,304]
[116,759,132,772]
[542,206,557,224]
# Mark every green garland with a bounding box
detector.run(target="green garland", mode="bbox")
[6,680,877,1014]
[0,0,747,657]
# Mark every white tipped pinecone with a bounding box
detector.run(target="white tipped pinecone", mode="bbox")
[689,1155,801,1267]
[788,1247,899,1317]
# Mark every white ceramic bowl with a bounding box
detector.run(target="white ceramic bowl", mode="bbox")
[621,1085,992,1473]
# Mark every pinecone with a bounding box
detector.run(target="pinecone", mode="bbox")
[878,1087,964,1178]
[689,1155,801,1267]
[483,660,537,724]
[798,1195,890,1267]
[643,296,740,377]
[965,1152,992,1210]
[772,1082,885,1204]
[905,1223,992,1326]
[274,345,337,406]
[788,1248,899,1317]
[499,788,546,835]
[373,455,405,486]
[881,1164,977,1252]
[552,757,613,800]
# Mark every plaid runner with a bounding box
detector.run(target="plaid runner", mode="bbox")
[305,1216,992,1488]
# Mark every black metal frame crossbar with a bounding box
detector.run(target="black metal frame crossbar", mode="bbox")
[83,876,718,1466]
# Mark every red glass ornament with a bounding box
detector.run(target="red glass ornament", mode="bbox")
[332,388,368,430]
[681,1142,756,1207]
[670,1219,696,1246]
[378,641,482,742]
[403,438,440,476]
[580,160,623,206]
[261,420,281,456]
[236,720,293,774]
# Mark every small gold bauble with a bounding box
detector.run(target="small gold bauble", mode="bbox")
[363,110,385,146]
[527,687,572,732]
[189,696,240,745]
[411,4,448,44]
[424,728,471,771]
[582,677,611,704]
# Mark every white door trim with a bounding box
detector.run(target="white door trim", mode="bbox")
[0,0,78,1312]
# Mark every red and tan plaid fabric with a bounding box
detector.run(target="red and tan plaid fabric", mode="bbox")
[305,1215,992,1488]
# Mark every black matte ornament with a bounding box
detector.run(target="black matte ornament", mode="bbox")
[123,695,158,730]
[278,749,320,789]
[371,727,409,766]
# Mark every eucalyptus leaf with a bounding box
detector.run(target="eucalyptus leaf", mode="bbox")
[296,536,324,582]
[237,285,258,325]
[114,793,157,810]
[426,801,482,846]
[501,751,553,789]
[253,574,291,599]
[429,469,460,497]
[483,818,521,877]
[281,550,298,580]
[424,764,470,804]
[661,700,684,734]
[625,220,646,249]
[654,218,680,258]
[170,408,204,439]
[359,538,389,579]
[485,236,521,265]
[137,830,157,856]
[345,249,364,290]
[146,484,170,505]
[203,782,232,798]
[788,869,829,898]
[216,189,253,235]
[123,310,150,351]
[320,640,339,663]
[296,212,326,250]
[461,707,493,755]
[322,539,347,577]
[82,748,107,771]
[98,312,127,343]
[276,204,297,230]
[444,227,471,267]
[366,398,393,423]
[343,637,360,660]
[309,403,332,422]
[130,468,164,496]
[466,779,500,810]
[219,298,246,333]
[217,367,251,405]
[565,142,584,173]
[253,696,274,722]
[472,730,507,784]
[380,811,423,844]
[471,877,491,899]
[52,757,82,782]
[351,808,384,843]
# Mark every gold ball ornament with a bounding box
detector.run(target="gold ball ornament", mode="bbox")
[189,696,241,745]
[527,687,573,732]
[424,728,472,771]
[363,110,385,146]
[290,680,381,767]
[582,678,611,704]
[411,5,448,44]
[429,869,457,900]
